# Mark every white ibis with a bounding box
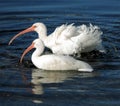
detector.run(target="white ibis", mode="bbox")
[20,39,93,72]
[9,22,105,55]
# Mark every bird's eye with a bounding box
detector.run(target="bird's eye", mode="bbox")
[33,25,37,28]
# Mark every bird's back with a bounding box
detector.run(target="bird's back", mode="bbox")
[46,23,104,55]
[32,54,93,72]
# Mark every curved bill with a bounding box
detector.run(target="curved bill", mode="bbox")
[9,26,35,45]
[20,42,34,64]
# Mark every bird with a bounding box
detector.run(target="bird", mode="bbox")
[9,22,105,56]
[20,38,93,72]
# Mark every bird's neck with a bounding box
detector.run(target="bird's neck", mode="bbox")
[37,30,52,48]
[32,45,44,60]
[36,28,47,41]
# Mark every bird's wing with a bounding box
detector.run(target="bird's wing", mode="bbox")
[49,23,103,53]
[52,23,79,44]
[71,24,103,52]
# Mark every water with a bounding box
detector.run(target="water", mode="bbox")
[0,0,120,105]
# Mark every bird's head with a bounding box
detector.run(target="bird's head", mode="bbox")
[20,39,43,63]
[8,22,45,45]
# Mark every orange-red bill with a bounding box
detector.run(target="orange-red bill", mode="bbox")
[20,42,35,63]
[9,26,35,45]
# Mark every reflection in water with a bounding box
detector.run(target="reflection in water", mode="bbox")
[31,69,76,95]
[32,69,76,84]
[29,68,98,103]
